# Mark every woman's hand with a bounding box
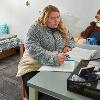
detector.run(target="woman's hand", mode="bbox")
[57,53,68,64]
[63,46,72,53]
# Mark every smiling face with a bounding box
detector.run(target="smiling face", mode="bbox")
[46,11,61,28]
[95,9,100,21]
[95,13,100,21]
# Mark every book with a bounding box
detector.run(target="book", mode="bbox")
[67,47,97,62]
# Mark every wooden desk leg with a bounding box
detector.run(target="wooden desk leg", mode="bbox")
[29,87,38,100]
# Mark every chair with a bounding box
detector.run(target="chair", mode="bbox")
[19,42,27,100]
[19,42,25,58]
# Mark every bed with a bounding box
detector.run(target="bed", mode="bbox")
[0,34,19,59]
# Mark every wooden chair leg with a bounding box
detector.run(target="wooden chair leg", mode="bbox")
[19,42,25,58]
[19,42,27,100]
[19,42,43,100]
[22,79,27,100]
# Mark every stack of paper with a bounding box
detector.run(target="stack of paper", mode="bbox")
[67,47,97,62]
[38,60,75,72]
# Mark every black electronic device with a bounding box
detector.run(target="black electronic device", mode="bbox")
[78,66,96,80]
[67,60,100,99]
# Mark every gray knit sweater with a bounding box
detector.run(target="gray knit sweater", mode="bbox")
[25,24,74,66]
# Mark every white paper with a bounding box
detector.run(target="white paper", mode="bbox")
[38,61,75,72]
[67,47,97,62]
[87,61,100,70]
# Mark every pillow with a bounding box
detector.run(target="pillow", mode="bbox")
[0,34,17,41]
[0,24,9,35]
[16,52,41,77]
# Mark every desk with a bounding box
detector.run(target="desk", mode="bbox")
[28,45,100,100]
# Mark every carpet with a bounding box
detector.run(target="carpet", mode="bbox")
[0,53,60,100]
[0,54,22,100]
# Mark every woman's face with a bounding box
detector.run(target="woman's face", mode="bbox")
[95,14,100,21]
[46,11,61,28]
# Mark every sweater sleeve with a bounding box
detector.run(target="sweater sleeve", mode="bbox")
[25,25,60,66]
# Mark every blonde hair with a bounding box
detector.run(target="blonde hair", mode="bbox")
[37,5,69,44]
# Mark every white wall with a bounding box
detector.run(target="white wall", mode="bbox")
[0,0,100,36]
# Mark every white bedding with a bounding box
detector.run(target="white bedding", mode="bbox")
[0,34,17,41]
[0,34,19,52]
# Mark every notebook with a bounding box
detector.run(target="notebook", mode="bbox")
[38,60,75,72]
[67,47,97,62]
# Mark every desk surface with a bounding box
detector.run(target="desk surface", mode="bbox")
[28,45,100,100]
[29,72,93,100]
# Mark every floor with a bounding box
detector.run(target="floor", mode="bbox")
[0,52,59,100]
[0,53,22,100]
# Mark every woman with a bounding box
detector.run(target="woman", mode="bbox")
[17,5,74,98]
[78,9,100,45]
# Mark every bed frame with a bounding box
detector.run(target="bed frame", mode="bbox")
[0,48,16,60]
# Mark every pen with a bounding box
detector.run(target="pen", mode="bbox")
[65,55,74,61]
[65,59,74,61]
